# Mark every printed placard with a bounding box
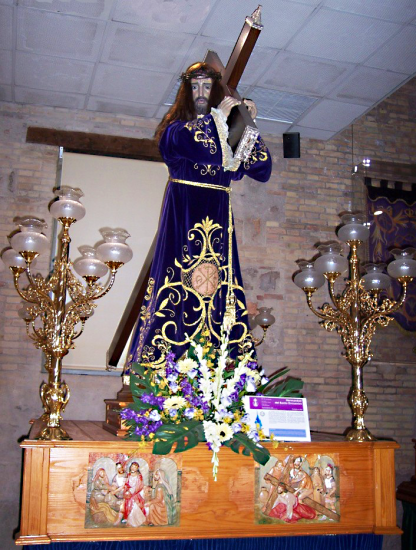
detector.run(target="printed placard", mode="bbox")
[244,396,311,441]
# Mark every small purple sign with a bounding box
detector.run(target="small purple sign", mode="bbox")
[248,396,304,411]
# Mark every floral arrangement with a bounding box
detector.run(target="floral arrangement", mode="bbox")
[121,328,303,480]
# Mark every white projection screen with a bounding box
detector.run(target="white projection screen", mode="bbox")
[60,152,168,372]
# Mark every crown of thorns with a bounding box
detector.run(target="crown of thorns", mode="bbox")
[179,67,222,83]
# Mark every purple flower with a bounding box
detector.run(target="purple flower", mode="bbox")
[169,408,178,417]
[184,407,196,419]
[169,382,178,393]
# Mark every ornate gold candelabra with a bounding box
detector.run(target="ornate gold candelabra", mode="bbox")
[294,212,416,441]
[1,187,132,441]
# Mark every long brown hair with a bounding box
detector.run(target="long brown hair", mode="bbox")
[154,62,224,143]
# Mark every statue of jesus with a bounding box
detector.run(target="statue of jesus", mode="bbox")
[126,61,272,370]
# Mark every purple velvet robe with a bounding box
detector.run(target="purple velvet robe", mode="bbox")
[127,110,272,368]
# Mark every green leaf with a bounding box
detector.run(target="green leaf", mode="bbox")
[152,420,204,455]
[223,433,270,465]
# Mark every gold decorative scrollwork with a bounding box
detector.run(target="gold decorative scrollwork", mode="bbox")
[135,217,250,368]
[185,117,217,154]
[243,137,269,169]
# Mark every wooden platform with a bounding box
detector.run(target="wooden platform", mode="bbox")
[17,420,401,545]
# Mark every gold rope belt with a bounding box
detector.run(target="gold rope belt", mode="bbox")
[170,177,236,331]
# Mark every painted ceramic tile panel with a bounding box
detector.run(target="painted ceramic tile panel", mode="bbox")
[255,453,340,524]
[85,452,181,528]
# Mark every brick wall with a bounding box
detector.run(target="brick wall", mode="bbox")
[1,79,415,548]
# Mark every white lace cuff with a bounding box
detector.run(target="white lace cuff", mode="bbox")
[211,108,240,172]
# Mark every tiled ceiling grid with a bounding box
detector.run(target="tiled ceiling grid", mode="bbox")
[1,0,415,140]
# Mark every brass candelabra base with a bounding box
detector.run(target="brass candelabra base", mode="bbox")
[344,427,376,442]
[35,425,72,441]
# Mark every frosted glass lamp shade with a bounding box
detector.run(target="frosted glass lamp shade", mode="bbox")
[10,218,49,255]
[49,186,86,221]
[96,229,133,266]
[73,246,108,279]
[1,248,27,269]
[387,248,416,279]
[361,263,391,290]
[50,199,86,221]
[314,244,348,276]
[337,213,369,243]
[254,307,276,327]
[294,261,325,289]
[18,302,35,321]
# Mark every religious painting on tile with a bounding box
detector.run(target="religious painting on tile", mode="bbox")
[85,452,181,528]
[255,453,340,524]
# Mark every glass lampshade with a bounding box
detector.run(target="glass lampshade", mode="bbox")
[96,229,133,266]
[314,243,349,276]
[1,248,28,269]
[73,246,108,279]
[49,186,86,221]
[337,212,370,243]
[294,260,325,289]
[387,248,416,279]
[254,307,276,327]
[10,217,50,256]
[361,263,391,291]
[18,301,35,321]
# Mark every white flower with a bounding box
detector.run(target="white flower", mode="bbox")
[245,376,257,393]
[177,357,199,375]
[215,422,233,442]
[163,396,187,411]
[148,410,161,421]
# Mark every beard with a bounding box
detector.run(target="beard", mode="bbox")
[194,97,209,115]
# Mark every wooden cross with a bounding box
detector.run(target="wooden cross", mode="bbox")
[107,6,265,368]
[204,5,263,161]
[264,471,341,522]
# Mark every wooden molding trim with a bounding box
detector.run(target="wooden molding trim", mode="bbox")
[26,127,163,162]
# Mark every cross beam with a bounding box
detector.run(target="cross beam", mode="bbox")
[204,5,263,161]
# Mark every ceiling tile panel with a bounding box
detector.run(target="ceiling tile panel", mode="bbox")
[19,0,115,19]
[87,97,157,118]
[364,26,416,74]
[15,52,95,93]
[101,25,194,72]
[287,9,401,63]
[92,64,174,104]
[329,66,409,105]
[14,87,86,109]
[0,5,13,50]
[258,52,352,95]
[17,8,106,61]
[0,50,12,85]
[297,99,368,131]
[0,85,12,102]
[202,0,315,49]
[256,119,292,135]
[113,0,215,34]
[323,0,416,24]
[289,125,336,140]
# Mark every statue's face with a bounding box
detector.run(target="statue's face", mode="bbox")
[190,77,213,115]
[130,463,138,473]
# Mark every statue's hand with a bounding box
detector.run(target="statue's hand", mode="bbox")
[243,99,258,120]
[218,96,241,119]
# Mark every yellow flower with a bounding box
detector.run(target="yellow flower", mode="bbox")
[163,396,187,411]
[177,358,198,375]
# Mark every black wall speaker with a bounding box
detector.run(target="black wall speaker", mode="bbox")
[283,132,300,158]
